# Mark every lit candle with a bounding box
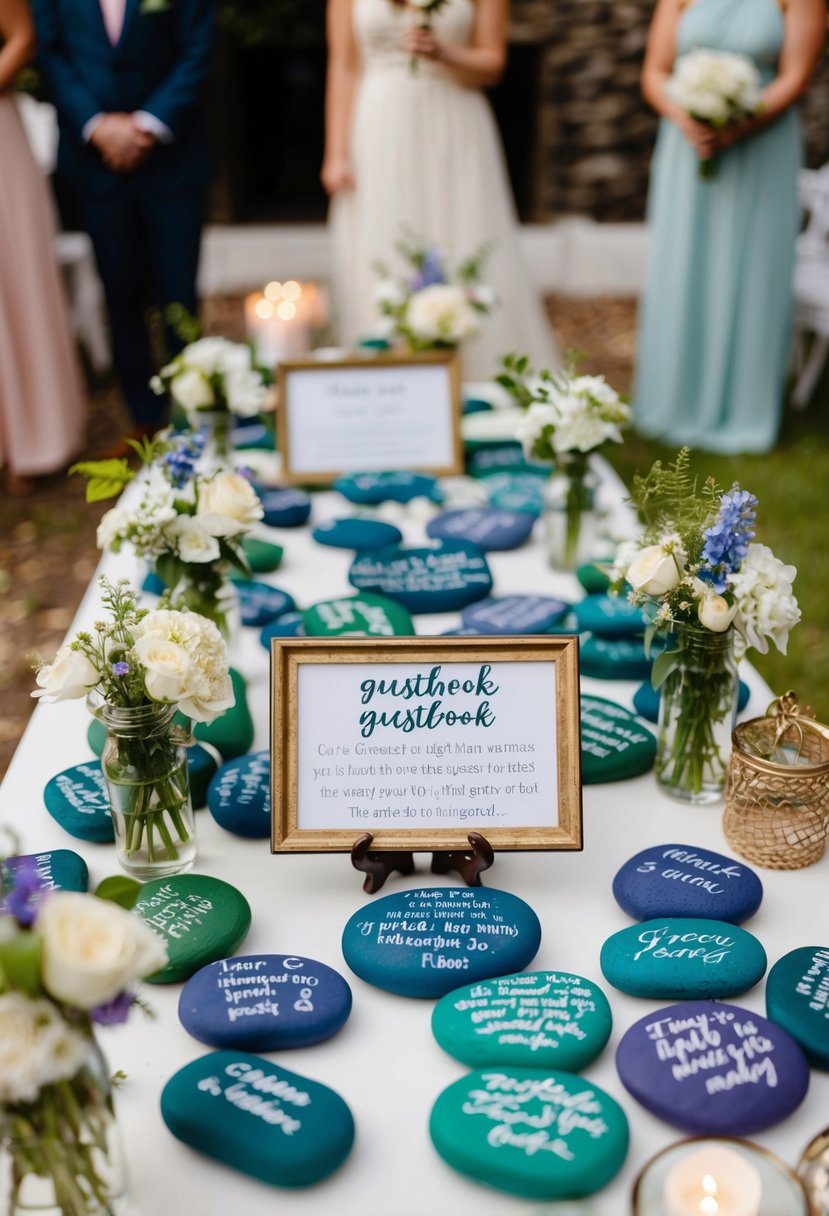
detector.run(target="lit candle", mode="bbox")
[664,1146,762,1216]
[244,280,316,365]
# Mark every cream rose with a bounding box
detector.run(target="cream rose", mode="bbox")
[31,645,98,703]
[405,284,479,343]
[132,635,192,703]
[38,893,167,1010]
[168,516,221,564]
[171,367,214,411]
[626,545,684,596]
[197,471,263,537]
[698,593,738,632]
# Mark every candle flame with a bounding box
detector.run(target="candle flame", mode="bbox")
[700,1174,718,1215]
[276,300,297,321]
[703,1176,717,1196]
[254,298,274,319]
[264,281,283,301]
[282,280,302,302]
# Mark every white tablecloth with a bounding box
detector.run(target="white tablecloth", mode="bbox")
[1,471,826,1216]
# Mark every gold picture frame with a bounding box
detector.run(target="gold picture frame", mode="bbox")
[275,351,463,485]
[270,636,582,853]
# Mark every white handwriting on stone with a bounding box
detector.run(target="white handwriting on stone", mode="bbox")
[633,925,735,965]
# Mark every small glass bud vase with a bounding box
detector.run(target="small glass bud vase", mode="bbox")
[167,566,240,647]
[194,408,232,465]
[101,701,196,879]
[543,452,601,572]
[656,623,740,804]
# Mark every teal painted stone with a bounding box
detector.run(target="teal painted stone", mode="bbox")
[257,487,312,528]
[349,541,493,614]
[432,970,612,1071]
[194,669,255,761]
[341,887,541,999]
[766,946,829,1069]
[426,508,534,552]
[633,678,751,724]
[87,720,219,800]
[580,695,656,783]
[463,396,494,414]
[134,874,252,984]
[160,1051,355,1187]
[234,421,275,452]
[241,537,284,573]
[312,518,402,551]
[576,561,613,595]
[573,594,647,639]
[207,750,270,839]
[1,850,89,913]
[482,471,547,517]
[579,635,656,681]
[467,444,538,477]
[304,593,413,637]
[600,918,767,1000]
[232,580,295,627]
[430,1067,629,1200]
[334,471,439,505]
[142,569,167,596]
[43,761,114,843]
[260,613,306,649]
[461,595,569,635]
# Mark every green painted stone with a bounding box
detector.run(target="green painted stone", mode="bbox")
[160,1051,355,1187]
[600,917,767,1000]
[766,946,829,1069]
[133,874,252,984]
[194,669,255,761]
[576,561,613,595]
[241,537,284,573]
[580,695,656,783]
[430,1067,629,1200]
[432,970,612,1071]
[303,593,413,638]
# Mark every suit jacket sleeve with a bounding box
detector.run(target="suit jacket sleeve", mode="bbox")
[31,0,104,140]
[140,0,216,138]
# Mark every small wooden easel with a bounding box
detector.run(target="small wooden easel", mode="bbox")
[350,831,494,895]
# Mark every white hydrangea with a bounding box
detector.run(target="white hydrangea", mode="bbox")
[224,367,269,417]
[729,543,801,656]
[133,609,234,723]
[405,284,479,344]
[0,994,88,1104]
[516,374,629,457]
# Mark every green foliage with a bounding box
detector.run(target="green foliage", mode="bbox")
[94,875,143,911]
[164,303,202,346]
[69,458,135,503]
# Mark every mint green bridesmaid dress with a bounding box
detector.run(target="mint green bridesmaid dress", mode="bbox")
[634,0,801,454]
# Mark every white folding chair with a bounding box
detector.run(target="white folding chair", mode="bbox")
[790,162,829,409]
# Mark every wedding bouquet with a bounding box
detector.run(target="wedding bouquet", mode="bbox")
[408,0,450,73]
[151,336,273,447]
[0,862,167,1214]
[374,235,495,352]
[668,48,763,178]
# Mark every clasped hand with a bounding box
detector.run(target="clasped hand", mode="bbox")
[678,114,753,160]
[403,26,441,60]
[91,113,156,173]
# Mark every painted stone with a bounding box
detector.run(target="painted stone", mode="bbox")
[232,580,295,628]
[613,844,763,925]
[430,1067,629,1200]
[88,720,223,794]
[260,613,306,649]
[467,444,537,478]
[482,470,547,517]
[576,561,612,595]
[312,518,402,551]
[488,486,543,516]
[241,537,284,573]
[616,1000,810,1135]
[194,669,255,761]
[207,750,271,839]
[257,487,312,528]
[142,569,167,596]
[573,594,647,639]
[426,508,534,552]
[579,635,656,681]
[178,954,353,1051]
[600,918,767,1000]
[1,850,89,913]
[463,397,494,415]
[160,1051,355,1187]
[766,946,829,1069]
[633,678,751,724]
[303,593,413,638]
[133,874,252,984]
[341,887,541,999]
[432,970,612,1071]
[334,470,439,505]
[349,542,493,615]
[580,695,656,784]
[43,761,114,843]
[233,421,275,452]
[460,595,570,636]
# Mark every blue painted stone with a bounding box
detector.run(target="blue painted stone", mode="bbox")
[304,593,413,637]
[579,635,656,681]
[601,918,767,1000]
[43,761,114,843]
[160,1051,355,1187]
[312,517,403,551]
[232,580,295,627]
[573,594,647,639]
[257,487,312,528]
[133,874,252,984]
[616,1000,810,1135]
[581,695,656,783]
[576,561,613,595]
[260,613,306,649]
[349,541,493,614]
[426,508,534,552]
[633,678,751,724]
[1,850,89,914]
[432,970,613,1071]
[430,1067,629,1200]
[341,886,542,999]
[179,954,353,1051]
[461,595,570,636]
[188,744,219,810]
[766,946,829,1069]
[142,569,167,596]
[207,751,270,839]
[613,844,763,925]
[334,470,439,505]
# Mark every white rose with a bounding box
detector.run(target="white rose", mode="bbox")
[626,544,684,596]
[179,336,233,376]
[171,367,215,411]
[96,506,129,551]
[168,516,221,564]
[223,367,268,418]
[197,472,263,537]
[405,284,479,344]
[698,593,738,632]
[0,995,88,1103]
[133,635,192,703]
[38,893,168,1010]
[32,645,98,703]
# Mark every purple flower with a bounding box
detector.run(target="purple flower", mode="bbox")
[112,661,130,676]
[2,857,47,927]
[410,247,446,292]
[91,991,135,1026]
[699,486,757,592]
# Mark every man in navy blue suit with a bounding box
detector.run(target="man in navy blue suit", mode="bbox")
[32,0,216,437]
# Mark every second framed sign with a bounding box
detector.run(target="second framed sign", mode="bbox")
[270,636,582,853]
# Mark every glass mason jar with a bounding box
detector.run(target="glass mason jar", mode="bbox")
[167,563,240,646]
[101,702,196,880]
[193,408,232,465]
[1,1035,130,1216]
[543,452,601,572]
[656,623,740,804]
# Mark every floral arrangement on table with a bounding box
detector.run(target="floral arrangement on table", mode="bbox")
[668,48,763,178]
[373,234,495,351]
[33,578,234,876]
[407,0,451,73]
[0,862,167,1214]
[611,449,801,801]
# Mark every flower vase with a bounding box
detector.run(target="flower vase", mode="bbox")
[194,409,232,466]
[100,702,196,880]
[655,623,740,804]
[168,566,240,649]
[543,454,600,572]
[1,1035,130,1216]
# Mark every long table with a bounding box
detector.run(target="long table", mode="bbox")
[1,469,826,1216]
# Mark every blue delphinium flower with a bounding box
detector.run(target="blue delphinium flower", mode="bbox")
[3,857,46,926]
[410,247,445,291]
[163,432,205,488]
[699,486,757,592]
[91,991,135,1026]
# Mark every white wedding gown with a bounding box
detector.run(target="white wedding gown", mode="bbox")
[330,0,559,379]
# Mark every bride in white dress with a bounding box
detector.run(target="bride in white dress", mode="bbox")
[323,0,558,380]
